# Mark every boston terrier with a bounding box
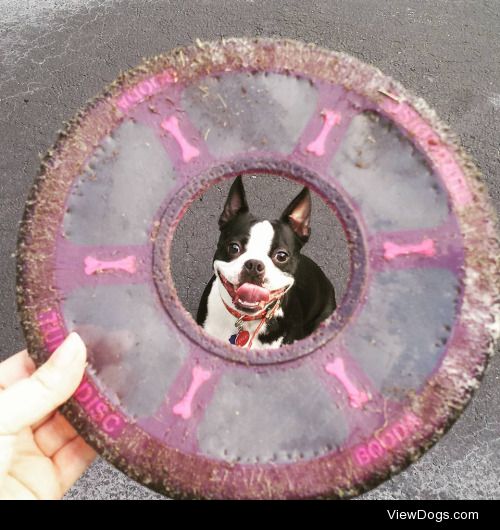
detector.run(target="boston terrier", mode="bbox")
[196,176,337,349]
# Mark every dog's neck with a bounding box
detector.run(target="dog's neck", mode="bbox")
[203,277,283,349]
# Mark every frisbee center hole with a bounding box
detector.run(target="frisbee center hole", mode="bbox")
[170,173,351,350]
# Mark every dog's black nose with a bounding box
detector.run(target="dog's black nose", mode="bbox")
[244,259,265,275]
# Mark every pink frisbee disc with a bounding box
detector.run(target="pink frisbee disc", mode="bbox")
[16,38,499,499]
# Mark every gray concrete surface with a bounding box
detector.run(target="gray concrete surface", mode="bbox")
[1,0,499,500]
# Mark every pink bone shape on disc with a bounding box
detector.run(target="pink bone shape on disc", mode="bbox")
[306,109,342,157]
[160,115,200,162]
[325,357,370,409]
[383,238,436,260]
[84,255,137,275]
[172,365,212,420]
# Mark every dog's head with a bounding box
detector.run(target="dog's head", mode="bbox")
[213,176,311,314]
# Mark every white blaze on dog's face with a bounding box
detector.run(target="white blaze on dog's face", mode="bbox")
[214,220,294,311]
[213,176,312,314]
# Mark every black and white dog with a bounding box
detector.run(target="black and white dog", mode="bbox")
[196,176,336,348]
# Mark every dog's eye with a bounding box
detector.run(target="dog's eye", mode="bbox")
[274,250,289,263]
[228,242,241,256]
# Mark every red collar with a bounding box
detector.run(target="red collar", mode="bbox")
[222,298,282,348]
[223,297,282,348]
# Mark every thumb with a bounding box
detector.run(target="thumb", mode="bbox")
[0,332,87,435]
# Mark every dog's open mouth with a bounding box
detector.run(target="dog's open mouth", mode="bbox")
[218,272,288,313]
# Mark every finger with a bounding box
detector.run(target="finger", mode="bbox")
[0,349,36,389]
[31,410,57,432]
[0,475,38,500]
[0,333,86,435]
[8,454,60,500]
[33,411,79,458]
[53,436,97,494]
[0,434,15,478]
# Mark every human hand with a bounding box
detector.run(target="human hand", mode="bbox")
[0,332,96,499]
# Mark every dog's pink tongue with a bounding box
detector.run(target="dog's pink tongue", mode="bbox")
[235,283,270,303]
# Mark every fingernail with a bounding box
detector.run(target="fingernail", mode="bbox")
[51,332,85,368]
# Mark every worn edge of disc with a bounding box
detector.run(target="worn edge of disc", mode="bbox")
[15,37,500,499]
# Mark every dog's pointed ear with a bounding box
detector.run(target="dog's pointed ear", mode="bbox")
[219,176,249,229]
[281,186,312,242]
